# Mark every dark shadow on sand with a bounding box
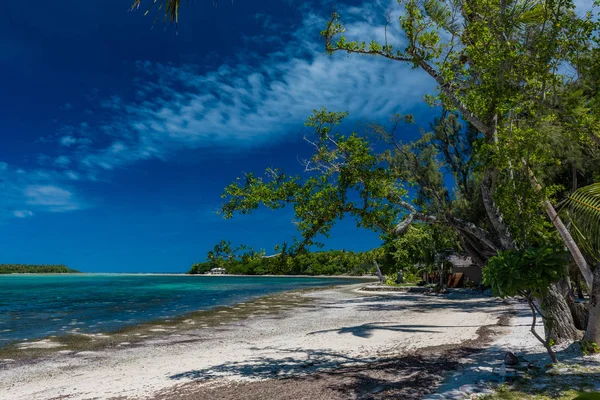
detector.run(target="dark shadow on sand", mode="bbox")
[162,346,484,400]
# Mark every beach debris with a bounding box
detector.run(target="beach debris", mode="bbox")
[504,351,519,366]
[17,340,66,349]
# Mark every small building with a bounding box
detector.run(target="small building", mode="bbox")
[208,267,227,275]
[448,255,481,286]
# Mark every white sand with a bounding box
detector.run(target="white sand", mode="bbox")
[0,285,511,400]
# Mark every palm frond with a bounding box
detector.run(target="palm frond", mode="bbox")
[131,0,200,25]
[423,0,461,35]
[517,4,545,25]
[563,183,600,262]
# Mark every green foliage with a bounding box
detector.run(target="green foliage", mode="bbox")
[482,246,569,298]
[322,0,600,258]
[211,1,599,300]
[220,108,412,253]
[0,264,78,274]
[382,223,459,284]
[402,270,421,283]
[188,242,380,276]
[581,340,600,355]
[573,393,600,400]
[563,183,600,261]
[384,275,397,285]
[188,262,213,275]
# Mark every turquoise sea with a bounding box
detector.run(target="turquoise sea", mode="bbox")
[0,274,363,345]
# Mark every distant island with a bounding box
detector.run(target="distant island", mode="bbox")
[0,264,79,274]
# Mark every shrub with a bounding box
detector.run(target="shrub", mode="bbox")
[581,340,600,355]
[482,245,569,364]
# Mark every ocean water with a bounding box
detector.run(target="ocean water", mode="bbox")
[0,274,362,345]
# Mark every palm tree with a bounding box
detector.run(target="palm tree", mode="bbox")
[131,0,183,24]
[563,183,600,344]
[564,183,600,262]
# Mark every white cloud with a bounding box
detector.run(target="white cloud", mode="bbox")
[65,170,81,180]
[58,0,432,172]
[24,185,82,212]
[54,155,71,167]
[13,210,34,218]
[0,162,87,219]
[60,136,77,147]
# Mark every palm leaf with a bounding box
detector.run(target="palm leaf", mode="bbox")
[517,3,546,24]
[132,0,220,24]
[423,0,461,35]
[563,183,600,262]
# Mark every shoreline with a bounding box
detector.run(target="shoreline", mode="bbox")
[1,284,519,400]
[0,283,361,363]
[1,273,378,279]
[1,277,376,359]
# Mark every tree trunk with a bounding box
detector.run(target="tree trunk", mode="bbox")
[584,266,600,344]
[555,276,588,331]
[481,170,516,251]
[538,282,580,343]
[527,171,597,343]
[573,270,585,300]
[526,168,594,289]
[373,261,385,284]
[527,296,559,363]
[541,199,594,290]
[457,232,489,268]
[569,299,589,331]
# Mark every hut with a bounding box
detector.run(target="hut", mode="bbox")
[208,267,227,275]
[448,255,481,287]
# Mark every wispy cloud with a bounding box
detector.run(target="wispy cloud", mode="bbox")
[24,185,82,212]
[13,210,34,218]
[0,163,87,220]
[8,0,593,220]
[57,0,432,173]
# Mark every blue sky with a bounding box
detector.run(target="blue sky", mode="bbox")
[1,0,593,272]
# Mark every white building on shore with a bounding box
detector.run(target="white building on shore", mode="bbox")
[207,267,227,275]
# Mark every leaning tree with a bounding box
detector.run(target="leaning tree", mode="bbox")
[321,0,599,343]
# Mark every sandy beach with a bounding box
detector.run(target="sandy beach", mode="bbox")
[0,284,519,400]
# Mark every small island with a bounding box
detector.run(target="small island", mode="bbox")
[0,264,79,274]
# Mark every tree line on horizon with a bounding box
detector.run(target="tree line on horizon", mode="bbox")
[189,223,462,282]
[0,264,79,274]
[188,239,388,276]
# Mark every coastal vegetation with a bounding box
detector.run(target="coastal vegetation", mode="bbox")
[215,0,600,358]
[188,240,385,276]
[0,264,78,274]
[188,231,461,279]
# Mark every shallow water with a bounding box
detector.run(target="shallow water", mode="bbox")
[0,274,361,344]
